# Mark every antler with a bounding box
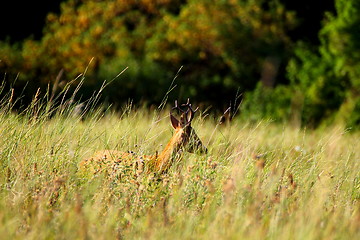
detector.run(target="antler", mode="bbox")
[172,98,198,124]
[182,98,199,122]
[172,100,185,114]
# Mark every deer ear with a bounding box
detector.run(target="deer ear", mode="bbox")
[170,113,180,129]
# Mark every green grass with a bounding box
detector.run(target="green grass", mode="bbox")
[0,96,359,239]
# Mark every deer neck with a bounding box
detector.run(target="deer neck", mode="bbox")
[152,128,185,172]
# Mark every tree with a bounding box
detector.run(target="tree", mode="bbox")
[286,0,360,127]
[1,0,296,108]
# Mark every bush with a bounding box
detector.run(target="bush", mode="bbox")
[285,0,360,127]
[240,83,294,123]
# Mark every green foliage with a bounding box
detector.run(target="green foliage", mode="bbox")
[337,97,360,131]
[286,42,347,126]
[320,0,360,87]
[0,42,24,81]
[240,0,360,128]
[240,83,294,123]
[0,0,296,106]
[146,0,295,91]
[284,0,360,127]
[347,99,360,130]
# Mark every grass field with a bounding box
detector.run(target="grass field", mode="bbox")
[0,94,359,239]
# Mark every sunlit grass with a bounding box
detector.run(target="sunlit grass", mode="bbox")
[0,92,359,239]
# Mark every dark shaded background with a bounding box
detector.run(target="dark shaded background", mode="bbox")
[0,1,62,42]
[0,1,334,44]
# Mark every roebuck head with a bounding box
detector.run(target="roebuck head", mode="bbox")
[169,99,207,154]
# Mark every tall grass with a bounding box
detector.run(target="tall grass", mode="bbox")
[0,87,359,239]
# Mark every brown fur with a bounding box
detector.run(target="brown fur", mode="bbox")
[79,102,207,176]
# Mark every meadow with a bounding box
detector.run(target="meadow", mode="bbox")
[0,92,359,239]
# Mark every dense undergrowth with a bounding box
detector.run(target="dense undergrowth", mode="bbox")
[0,92,359,239]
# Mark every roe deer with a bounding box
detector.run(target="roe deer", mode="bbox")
[80,99,207,176]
